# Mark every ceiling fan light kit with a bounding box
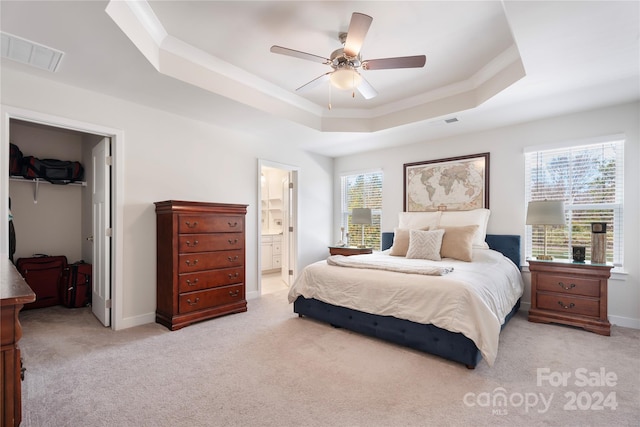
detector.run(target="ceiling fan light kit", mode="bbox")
[271,12,426,100]
[330,68,362,90]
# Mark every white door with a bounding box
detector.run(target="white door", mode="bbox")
[281,172,296,286]
[92,138,111,326]
[281,177,290,285]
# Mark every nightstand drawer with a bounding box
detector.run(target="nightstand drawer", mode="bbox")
[537,274,600,297]
[536,293,600,318]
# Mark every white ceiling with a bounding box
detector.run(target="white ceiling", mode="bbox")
[1,1,638,157]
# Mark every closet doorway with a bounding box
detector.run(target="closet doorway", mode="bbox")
[258,160,298,295]
[2,106,123,329]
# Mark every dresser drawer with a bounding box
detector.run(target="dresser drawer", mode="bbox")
[537,273,600,297]
[179,284,245,314]
[536,292,600,318]
[179,233,243,253]
[178,268,244,293]
[178,250,244,273]
[178,215,244,234]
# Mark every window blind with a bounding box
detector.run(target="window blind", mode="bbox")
[525,139,624,265]
[340,170,383,249]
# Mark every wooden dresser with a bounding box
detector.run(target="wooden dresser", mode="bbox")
[528,259,613,336]
[155,200,248,331]
[1,258,36,427]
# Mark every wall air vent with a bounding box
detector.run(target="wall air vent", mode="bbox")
[1,32,64,72]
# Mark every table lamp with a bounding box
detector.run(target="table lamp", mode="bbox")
[351,208,372,248]
[526,200,566,260]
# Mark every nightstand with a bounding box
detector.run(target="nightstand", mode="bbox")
[328,246,373,256]
[528,259,613,336]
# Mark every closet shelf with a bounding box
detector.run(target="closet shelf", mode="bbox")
[9,176,87,203]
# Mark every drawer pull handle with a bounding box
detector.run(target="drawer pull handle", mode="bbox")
[228,256,239,262]
[558,282,575,290]
[229,290,239,297]
[558,301,575,310]
[185,259,199,266]
[228,239,238,245]
[186,278,199,286]
[187,298,200,306]
[185,221,198,228]
[228,273,239,279]
[186,240,199,247]
[228,221,238,228]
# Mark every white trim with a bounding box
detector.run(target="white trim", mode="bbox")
[339,167,383,178]
[257,159,300,297]
[523,133,626,153]
[1,105,125,331]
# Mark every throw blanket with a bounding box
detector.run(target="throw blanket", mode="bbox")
[327,254,454,276]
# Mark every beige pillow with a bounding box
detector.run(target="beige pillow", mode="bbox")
[389,227,429,256]
[405,229,445,261]
[439,225,479,262]
[439,209,490,248]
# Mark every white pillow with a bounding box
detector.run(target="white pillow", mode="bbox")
[439,208,490,248]
[405,229,445,261]
[398,211,442,230]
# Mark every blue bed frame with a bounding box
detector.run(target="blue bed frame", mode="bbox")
[293,233,522,368]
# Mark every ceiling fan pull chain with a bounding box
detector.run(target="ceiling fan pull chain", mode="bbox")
[328,84,332,110]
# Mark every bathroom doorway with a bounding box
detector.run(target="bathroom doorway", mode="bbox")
[258,161,298,295]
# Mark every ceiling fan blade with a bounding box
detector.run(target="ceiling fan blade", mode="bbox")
[343,12,373,57]
[362,55,426,70]
[296,72,331,92]
[357,74,378,99]
[270,45,330,64]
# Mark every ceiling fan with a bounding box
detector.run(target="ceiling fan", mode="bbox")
[270,12,426,100]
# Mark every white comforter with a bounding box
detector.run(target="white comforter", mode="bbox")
[288,249,524,366]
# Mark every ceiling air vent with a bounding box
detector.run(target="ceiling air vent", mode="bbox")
[1,32,64,72]
[444,117,459,124]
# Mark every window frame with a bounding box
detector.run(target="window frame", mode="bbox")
[340,169,383,250]
[524,136,625,267]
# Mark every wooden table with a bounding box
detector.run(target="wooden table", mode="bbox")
[1,258,36,426]
[328,246,373,256]
[528,259,613,336]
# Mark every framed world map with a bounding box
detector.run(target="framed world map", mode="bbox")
[403,153,489,212]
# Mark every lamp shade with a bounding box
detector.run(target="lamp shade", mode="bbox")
[330,68,362,90]
[351,208,372,225]
[526,200,566,225]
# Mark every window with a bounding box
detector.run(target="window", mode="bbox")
[340,170,383,249]
[525,138,624,266]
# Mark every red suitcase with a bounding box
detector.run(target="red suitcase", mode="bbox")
[16,255,68,310]
[62,262,92,308]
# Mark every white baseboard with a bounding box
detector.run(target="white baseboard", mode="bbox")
[119,312,156,330]
[609,315,640,330]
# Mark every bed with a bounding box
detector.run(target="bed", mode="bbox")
[288,215,524,368]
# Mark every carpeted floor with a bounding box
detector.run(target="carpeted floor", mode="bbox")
[18,290,640,426]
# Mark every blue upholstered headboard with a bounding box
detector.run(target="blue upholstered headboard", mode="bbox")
[381,232,521,268]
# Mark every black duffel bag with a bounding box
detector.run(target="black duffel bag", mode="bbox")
[22,156,84,184]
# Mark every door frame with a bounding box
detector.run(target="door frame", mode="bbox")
[257,159,299,294]
[1,105,125,330]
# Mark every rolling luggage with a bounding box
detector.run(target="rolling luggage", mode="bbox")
[16,255,68,310]
[62,262,92,308]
